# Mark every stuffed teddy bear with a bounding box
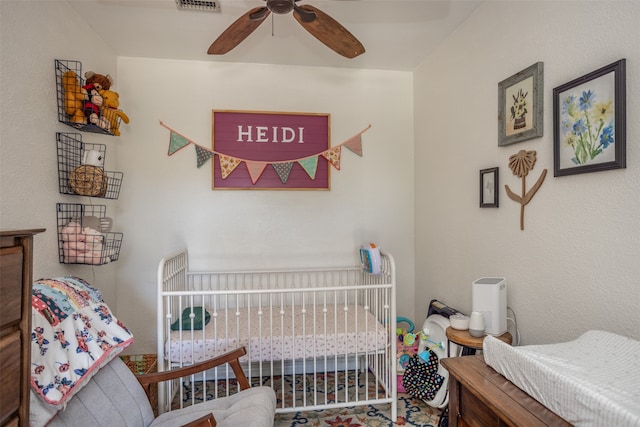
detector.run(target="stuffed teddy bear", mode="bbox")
[82,84,110,131]
[100,89,130,136]
[84,71,113,92]
[62,71,87,124]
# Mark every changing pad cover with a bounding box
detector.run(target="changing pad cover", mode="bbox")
[483,330,640,427]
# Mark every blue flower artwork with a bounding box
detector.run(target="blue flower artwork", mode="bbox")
[558,73,616,166]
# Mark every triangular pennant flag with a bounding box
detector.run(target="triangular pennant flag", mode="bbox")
[343,134,363,157]
[219,155,242,179]
[322,146,342,170]
[246,161,267,184]
[168,131,190,155]
[298,156,319,180]
[195,146,214,168]
[272,162,294,184]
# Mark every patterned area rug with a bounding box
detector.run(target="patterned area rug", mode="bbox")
[173,371,443,427]
[273,394,442,427]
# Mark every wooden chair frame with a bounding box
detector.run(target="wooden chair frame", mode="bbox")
[135,347,251,403]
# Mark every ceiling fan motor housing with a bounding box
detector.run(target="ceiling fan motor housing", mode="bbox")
[267,0,295,14]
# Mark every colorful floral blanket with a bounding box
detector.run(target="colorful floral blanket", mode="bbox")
[30,276,134,406]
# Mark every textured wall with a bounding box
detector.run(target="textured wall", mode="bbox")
[113,58,415,353]
[414,1,640,344]
[0,1,416,355]
[0,1,120,303]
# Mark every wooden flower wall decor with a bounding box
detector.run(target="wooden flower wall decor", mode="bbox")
[504,150,547,230]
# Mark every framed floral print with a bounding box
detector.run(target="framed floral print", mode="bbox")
[553,59,626,177]
[480,167,499,208]
[498,62,544,146]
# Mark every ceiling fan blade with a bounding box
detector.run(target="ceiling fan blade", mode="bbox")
[293,4,365,59]
[207,7,271,55]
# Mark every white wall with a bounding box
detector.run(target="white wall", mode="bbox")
[414,1,640,344]
[0,2,415,355]
[0,0,120,303]
[114,58,415,353]
[5,0,638,358]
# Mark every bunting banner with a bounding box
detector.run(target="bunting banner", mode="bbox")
[272,162,294,184]
[219,155,242,179]
[195,145,213,168]
[298,156,319,180]
[246,161,268,184]
[168,131,190,155]
[159,120,371,189]
[322,146,342,170]
[343,133,364,157]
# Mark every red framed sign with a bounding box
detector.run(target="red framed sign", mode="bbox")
[212,110,331,190]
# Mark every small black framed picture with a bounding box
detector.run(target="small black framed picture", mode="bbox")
[480,167,499,208]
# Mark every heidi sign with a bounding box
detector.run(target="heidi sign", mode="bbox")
[212,110,330,190]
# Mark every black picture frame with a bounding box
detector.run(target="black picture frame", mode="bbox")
[553,59,626,177]
[480,167,499,208]
[498,62,544,146]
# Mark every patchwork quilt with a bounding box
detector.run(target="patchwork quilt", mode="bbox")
[30,276,134,407]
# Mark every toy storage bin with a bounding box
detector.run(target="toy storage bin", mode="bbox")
[55,59,120,136]
[56,203,123,265]
[56,133,123,199]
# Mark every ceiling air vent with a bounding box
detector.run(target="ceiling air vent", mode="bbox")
[176,0,219,12]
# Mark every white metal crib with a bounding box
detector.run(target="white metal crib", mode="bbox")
[156,249,398,420]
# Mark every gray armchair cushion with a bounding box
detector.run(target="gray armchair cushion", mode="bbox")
[150,386,276,427]
[45,357,276,427]
[47,357,155,427]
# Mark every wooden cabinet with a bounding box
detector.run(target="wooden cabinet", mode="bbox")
[441,355,571,427]
[0,229,45,427]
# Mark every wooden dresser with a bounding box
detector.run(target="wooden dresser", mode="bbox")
[441,355,571,427]
[1,229,45,427]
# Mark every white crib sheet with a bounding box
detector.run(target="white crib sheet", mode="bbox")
[166,304,388,364]
[483,330,640,427]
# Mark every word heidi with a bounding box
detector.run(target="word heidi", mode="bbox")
[236,125,305,144]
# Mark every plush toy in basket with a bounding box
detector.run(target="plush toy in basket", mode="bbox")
[82,71,112,131]
[62,71,88,125]
[100,89,129,136]
[59,217,114,265]
[61,69,129,135]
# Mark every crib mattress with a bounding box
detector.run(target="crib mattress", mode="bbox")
[483,330,640,427]
[166,304,389,364]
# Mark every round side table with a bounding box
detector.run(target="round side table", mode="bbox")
[446,327,512,356]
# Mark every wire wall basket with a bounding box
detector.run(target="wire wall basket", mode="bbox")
[56,133,123,199]
[55,59,120,136]
[56,203,123,265]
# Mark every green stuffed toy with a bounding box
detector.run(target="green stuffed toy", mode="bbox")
[171,306,211,331]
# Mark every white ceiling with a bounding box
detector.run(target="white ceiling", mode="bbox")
[68,0,483,72]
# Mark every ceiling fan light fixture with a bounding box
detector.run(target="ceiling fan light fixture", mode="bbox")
[267,0,295,14]
[176,0,219,12]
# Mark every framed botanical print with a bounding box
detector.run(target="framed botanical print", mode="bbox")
[553,59,626,176]
[498,62,544,146]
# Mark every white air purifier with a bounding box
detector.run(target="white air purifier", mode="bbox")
[472,277,507,336]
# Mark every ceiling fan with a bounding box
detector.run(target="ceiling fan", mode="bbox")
[207,0,365,59]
